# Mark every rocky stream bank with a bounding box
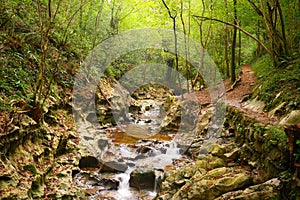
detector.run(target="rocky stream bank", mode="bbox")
[0,75,299,199]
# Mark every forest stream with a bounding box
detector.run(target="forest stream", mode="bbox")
[1,1,299,199]
[74,94,190,199]
[69,65,298,200]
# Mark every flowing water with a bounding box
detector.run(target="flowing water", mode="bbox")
[115,168,134,200]
[75,99,185,199]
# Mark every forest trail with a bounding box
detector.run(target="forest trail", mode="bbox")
[193,64,278,125]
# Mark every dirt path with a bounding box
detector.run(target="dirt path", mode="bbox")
[193,64,277,125]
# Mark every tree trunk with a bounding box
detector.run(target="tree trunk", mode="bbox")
[224,0,230,78]
[231,0,237,83]
[180,0,189,93]
[162,0,183,99]
[256,20,262,56]
[238,21,241,67]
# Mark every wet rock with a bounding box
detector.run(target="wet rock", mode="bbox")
[79,156,100,169]
[215,178,281,200]
[75,172,119,190]
[86,113,99,124]
[132,154,147,160]
[177,144,190,154]
[145,119,152,123]
[100,179,119,190]
[129,105,141,113]
[100,161,128,173]
[136,145,152,154]
[72,169,80,178]
[83,136,94,141]
[145,105,151,111]
[98,139,109,150]
[129,169,156,190]
[127,162,135,167]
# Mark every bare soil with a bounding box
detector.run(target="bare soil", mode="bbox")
[192,64,277,125]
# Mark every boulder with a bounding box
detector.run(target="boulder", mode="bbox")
[75,172,119,191]
[129,169,156,190]
[172,167,253,200]
[280,110,300,125]
[129,105,141,113]
[196,154,225,169]
[210,144,226,157]
[100,161,128,173]
[79,156,100,169]
[243,97,265,113]
[98,139,109,150]
[215,178,281,200]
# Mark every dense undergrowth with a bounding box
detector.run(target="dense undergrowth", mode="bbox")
[251,55,300,116]
[0,27,79,113]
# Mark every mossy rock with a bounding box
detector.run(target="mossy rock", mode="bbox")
[172,167,253,200]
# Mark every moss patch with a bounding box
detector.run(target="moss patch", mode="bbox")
[251,55,300,115]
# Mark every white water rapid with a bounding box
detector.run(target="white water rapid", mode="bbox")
[115,168,135,200]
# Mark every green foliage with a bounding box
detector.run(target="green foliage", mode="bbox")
[251,55,273,79]
[263,125,288,149]
[0,45,35,110]
[252,55,300,113]
[0,0,299,115]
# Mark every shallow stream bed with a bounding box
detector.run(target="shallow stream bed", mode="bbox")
[74,99,188,199]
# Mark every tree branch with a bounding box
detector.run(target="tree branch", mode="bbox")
[161,0,176,19]
[192,15,273,58]
[247,0,263,17]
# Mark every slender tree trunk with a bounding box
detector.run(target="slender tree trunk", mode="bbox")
[79,0,83,30]
[92,0,105,49]
[238,22,241,67]
[187,0,192,90]
[275,0,288,56]
[256,20,261,56]
[180,0,190,93]
[192,0,211,89]
[224,0,230,78]
[231,0,237,83]
[162,0,183,99]
[33,0,61,123]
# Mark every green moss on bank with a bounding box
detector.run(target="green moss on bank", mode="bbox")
[251,55,300,115]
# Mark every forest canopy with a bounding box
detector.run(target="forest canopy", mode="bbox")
[0,0,299,114]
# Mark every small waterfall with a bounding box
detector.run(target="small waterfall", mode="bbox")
[166,140,180,156]
[116,168,134,200]
[148,170,162,197]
